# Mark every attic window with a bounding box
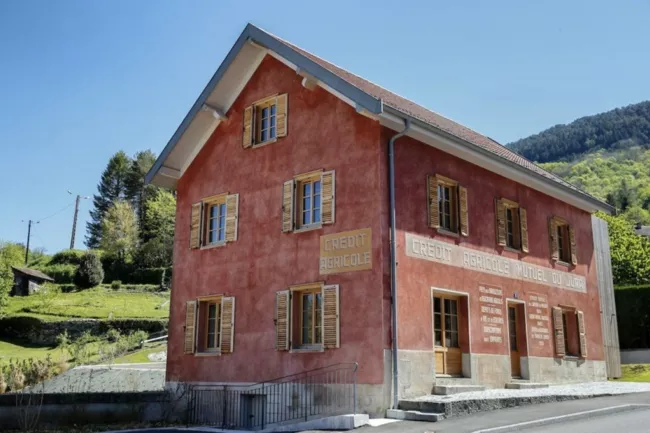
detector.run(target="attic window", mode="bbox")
[242,94,288,148]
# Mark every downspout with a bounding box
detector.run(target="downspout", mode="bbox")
[388,117,411,409]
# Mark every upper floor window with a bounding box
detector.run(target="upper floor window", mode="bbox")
[427,174,469,236]
[189,193,239,249]
[496,198,529,252]
[242,94,288,148]
[282,170,335,233]
[549,216,577,265]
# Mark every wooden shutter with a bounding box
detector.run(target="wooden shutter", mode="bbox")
[276,93,288,137]
[549,218,559,261]
[496,199,506,246]
[322,284,340,349]
[552,307,565,357]
[458,186,469,236]
[220,297,235,354]
[190,203,202,249]
[242,105,254,148]
[569,226,578,265]
[276,291,290,350]
[427,175,440,229]
[519,207,529,253]
[321,170,335,225]
[225,194,239,242]
[184,301,197,354]
[282,180,295,233]
[577,310,587,358]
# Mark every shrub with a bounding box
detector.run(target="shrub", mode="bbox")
[49,249,87,266]
[111,280,122,291]
[56,330,70,348]
[106,328,121,342]
[0,369,6,394]
[74,251,104,289]
[38,264,77,284]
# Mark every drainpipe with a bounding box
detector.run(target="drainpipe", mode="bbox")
[388,117,411,409]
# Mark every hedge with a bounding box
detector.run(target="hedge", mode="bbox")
[38,264,77,284]
[0,315,168,345]
[49,249,89,266]
[614,286,650,349]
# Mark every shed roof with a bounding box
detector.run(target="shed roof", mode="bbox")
[12,267,55,282]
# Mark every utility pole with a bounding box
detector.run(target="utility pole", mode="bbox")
[68,191,90,250]
[70,195,81,249]
[23,219,38,265]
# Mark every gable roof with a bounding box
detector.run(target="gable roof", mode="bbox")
[12,267,54,282]
[146,24,612,214]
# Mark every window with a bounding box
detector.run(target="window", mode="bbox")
[298,175,322,228]
[256,99,276,144]
[438,183,456,233]
[508,306,518,351]
[552,307,586,358]
[189,193,239,249]
[549,216,577,265]
[206,201,227,245]
[205,301,222,352]
[275,284,340,351]
[427,174,469,236]
[433,296,459,348]
[299,288,322,346]
[242,94,288,148]
[282,170,335,233]
[183,296,236,355]
[496,198,529,252]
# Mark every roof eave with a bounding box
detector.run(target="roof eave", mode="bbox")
[381,106,614,215]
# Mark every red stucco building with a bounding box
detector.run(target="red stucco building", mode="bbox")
[146,24,619,416]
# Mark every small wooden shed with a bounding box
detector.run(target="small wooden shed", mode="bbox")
[11,267,54,296]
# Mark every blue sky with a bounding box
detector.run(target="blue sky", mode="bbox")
[2,1,649,254]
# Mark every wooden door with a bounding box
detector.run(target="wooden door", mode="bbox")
[433,295,462,376]
[508,305,521,377]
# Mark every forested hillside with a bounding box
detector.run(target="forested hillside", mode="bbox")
[509,100,650,163]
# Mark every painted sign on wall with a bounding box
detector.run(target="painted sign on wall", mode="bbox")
[405,233,587,292]
[320,228,372,275]
[479,285,504,344]
[528,293,551,347]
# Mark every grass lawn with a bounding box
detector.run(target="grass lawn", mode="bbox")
[0,339,66,365]
[6,287,170,320]
[113,343,167,364]
[615,364,650,382]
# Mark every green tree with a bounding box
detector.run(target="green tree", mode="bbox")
[73,251,104,289]
[0,242,22,317]
[100,201,139,262]
[598,212,650,285]
[134,189,176,268]
[86,151,132,248]
[125,150,158,239]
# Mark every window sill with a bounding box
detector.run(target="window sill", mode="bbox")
[252,138,278,149]
[201,241,226,250]
[294,224,323,234]
[503,246,522,254]
[554,260,571,268]
[194,351,221,357]
[562,355,582,361]
[290,346,324,353]
[436,228,460,238]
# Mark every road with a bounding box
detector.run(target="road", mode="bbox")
[519,407,650,432]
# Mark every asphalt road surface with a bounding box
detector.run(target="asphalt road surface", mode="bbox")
[518,407,650,432]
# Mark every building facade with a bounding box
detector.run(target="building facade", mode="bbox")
[147,25,617,415]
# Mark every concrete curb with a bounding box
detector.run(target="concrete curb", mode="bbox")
[471,404,650,433]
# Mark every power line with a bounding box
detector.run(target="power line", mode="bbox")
[36,201,76,223]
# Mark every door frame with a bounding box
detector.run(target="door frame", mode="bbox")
[431,287,471,376]
[505,298,529,377]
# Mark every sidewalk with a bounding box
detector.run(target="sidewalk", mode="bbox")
[355,392,650,433]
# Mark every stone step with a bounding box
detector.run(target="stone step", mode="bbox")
[505,382,550,390]
[386,409,445,422]
[433,384,486,395]
[435,376,474,386]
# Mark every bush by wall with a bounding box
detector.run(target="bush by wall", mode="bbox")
[38,264,77,284]
[615,286,650,349]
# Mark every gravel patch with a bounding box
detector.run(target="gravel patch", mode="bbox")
[414,381,650,402]
[148,350,167,362]
[34,366,165,393]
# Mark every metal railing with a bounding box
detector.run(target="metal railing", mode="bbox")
[186,362,358,430]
